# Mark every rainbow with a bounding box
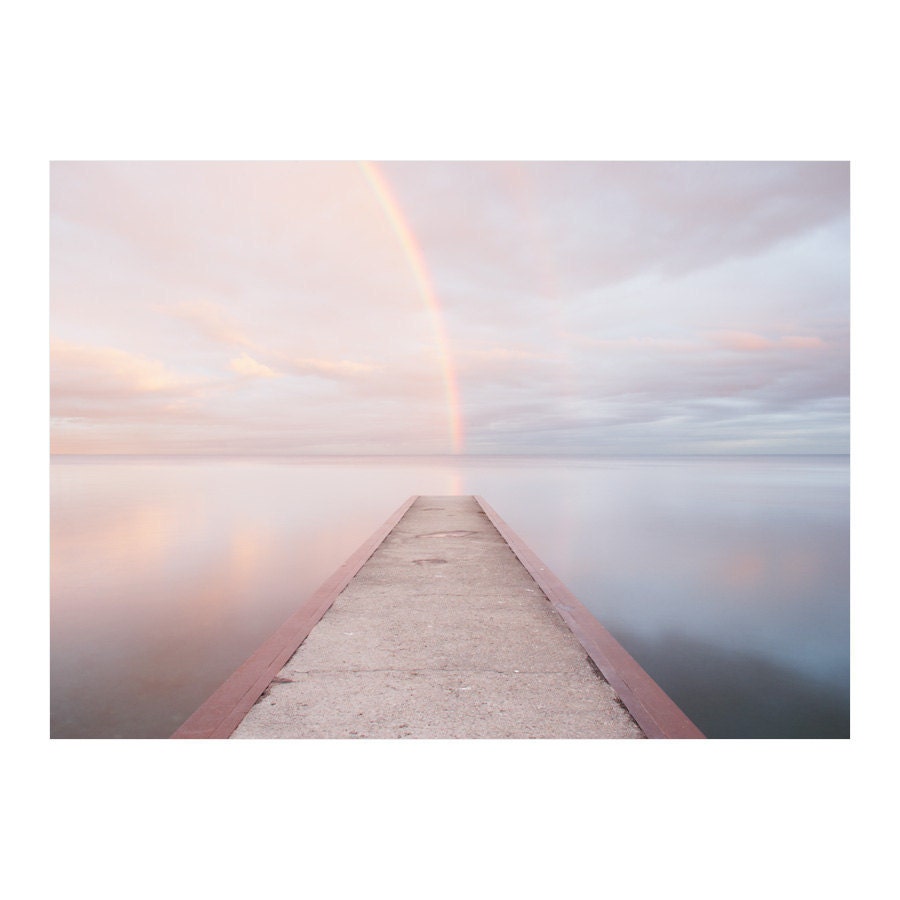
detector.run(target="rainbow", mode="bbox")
[358,161,465,454]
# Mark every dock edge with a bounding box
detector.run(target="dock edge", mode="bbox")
[171,496,417,738]
[474,496,705,739]
[172,494,704,739]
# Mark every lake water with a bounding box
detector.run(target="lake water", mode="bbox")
[49,454,850,739]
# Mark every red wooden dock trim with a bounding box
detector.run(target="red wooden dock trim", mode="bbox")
[171,496,417,739]
[475,496,705,739]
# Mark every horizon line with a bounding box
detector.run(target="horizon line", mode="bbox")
[49,450,851,459]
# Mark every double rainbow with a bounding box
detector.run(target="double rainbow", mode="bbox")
[358,162,465,455]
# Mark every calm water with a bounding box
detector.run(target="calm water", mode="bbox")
[50,454,850,739]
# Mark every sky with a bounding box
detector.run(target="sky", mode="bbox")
[49,161,849,456]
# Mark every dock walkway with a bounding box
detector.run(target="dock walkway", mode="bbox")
[174,496,702,739]
[234,495,642,739]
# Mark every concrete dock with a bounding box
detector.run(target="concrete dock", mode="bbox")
[173,496,703,739]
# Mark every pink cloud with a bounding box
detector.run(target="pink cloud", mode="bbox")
[229,353,279,379]
[709,331,774,352]
[50,338,200,399]
[163,300,254,349]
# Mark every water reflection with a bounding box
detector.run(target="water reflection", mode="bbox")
[51,457,465,737]
[616,632,850,738]
[50,455,849,738]
[468,456,850,738]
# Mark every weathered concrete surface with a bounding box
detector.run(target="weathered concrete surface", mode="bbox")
[231,496,644,738]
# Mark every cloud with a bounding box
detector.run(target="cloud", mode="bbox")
[708,331,829,353]
[709,331,774,352]
[50,162,849,455]
[50,338,200,401]
[282,356,377,379]
[229,353,279,378]
[49,340,218,453]
[780,336,827,350]
[166,300,254,349]
[454,345,557,388]
[389,162,849,302]
[159,299,380,383]
[567,334,699,354]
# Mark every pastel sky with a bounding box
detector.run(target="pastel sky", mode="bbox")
[50,161,849,456]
